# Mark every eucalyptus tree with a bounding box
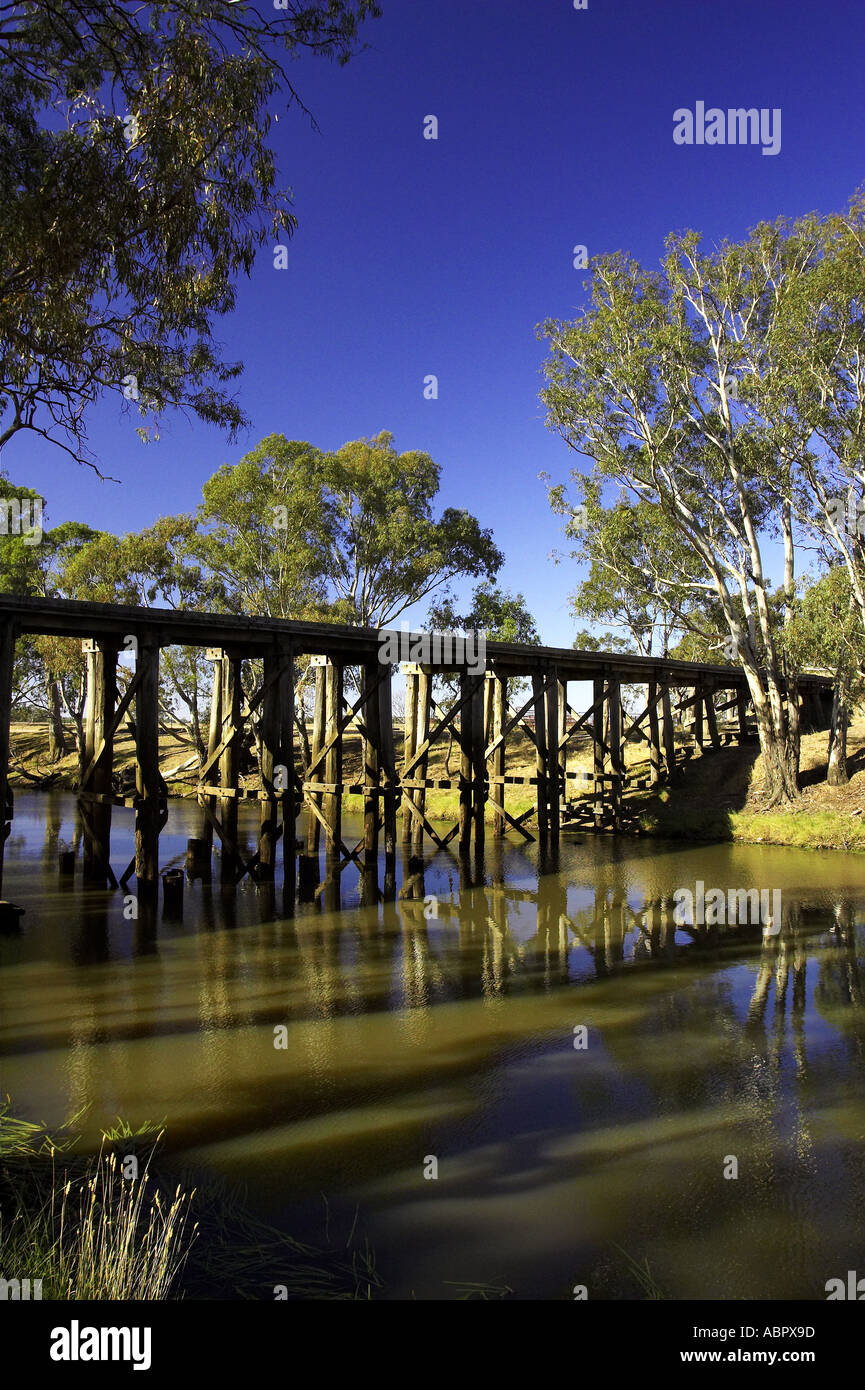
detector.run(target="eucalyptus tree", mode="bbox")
[197,431,504,709]
[0,0,379,474]
[540,235,805,803]
[322,432,503,629]
[709,190,865,773]
[762,190,865,636]
[196,437,334,621]
[0,479,100,760]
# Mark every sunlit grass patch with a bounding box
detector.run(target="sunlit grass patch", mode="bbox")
[0,1141,197,1300]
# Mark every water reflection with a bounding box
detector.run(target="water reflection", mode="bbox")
[3,792,865,1298]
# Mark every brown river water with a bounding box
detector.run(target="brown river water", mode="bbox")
[2,790,865,1299]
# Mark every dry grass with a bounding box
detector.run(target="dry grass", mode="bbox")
[0,1138,197,1300]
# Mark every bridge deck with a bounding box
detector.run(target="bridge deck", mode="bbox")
[0,595,833,687]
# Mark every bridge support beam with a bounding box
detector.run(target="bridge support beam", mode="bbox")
[607,678,623,828]
[402,665,419,845]
[692,684,704,751]
[648,679,662,787]
[459,673,475,856]
[323,661,343,863]
[532,674,549,845]
[306,659,326,856]
[489,673,506,838]
[704,687,720,750]
[413,668,431,853]
[362,660,381,867]
[661,685,676,778]
[201,653,223,855]
[471,673,485,860]
[258,641,294,889]
[592,677,605,829]
[81,639,118,886]
[218,653,243,885]
[134,639,162,893]
[544,671,563,848]
[378,669,397,889]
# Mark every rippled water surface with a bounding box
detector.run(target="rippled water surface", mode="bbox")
[3,790,865,1299]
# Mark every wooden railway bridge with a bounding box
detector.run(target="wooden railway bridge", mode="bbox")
[0,596,834,905]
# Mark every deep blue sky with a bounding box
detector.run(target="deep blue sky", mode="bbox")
[8,0,864,644]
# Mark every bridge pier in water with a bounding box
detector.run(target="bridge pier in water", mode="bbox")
[0,597,836,906]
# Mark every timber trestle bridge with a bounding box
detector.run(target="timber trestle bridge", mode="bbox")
[0,596,834,905]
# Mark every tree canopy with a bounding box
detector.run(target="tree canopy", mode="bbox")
[0,0,379,474]
[540,188,865,803]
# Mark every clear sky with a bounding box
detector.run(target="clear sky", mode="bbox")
[8,0,865,645]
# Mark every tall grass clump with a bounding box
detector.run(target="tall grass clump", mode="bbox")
[0,1120,197,1300]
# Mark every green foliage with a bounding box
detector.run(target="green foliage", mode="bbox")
[428,582,539,646]
[323,432,503,627]
[428,582,539,699]
[783,565,864,687]
[537,193,865,799]
[0,0,380,473]
[197,430,504,626]
[545,475,705,655]
[198,436,335,619]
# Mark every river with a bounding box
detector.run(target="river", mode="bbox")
[2,790,865,1300]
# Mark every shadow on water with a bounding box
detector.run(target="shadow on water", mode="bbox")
[4,790,865,1298]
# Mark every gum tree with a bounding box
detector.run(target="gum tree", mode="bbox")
[197,431,504,629]
[0,0,380,474]
[540,237,806,804]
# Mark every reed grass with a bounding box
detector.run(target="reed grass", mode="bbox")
[0,1138,197,1300]
[0,1101,382,1300]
